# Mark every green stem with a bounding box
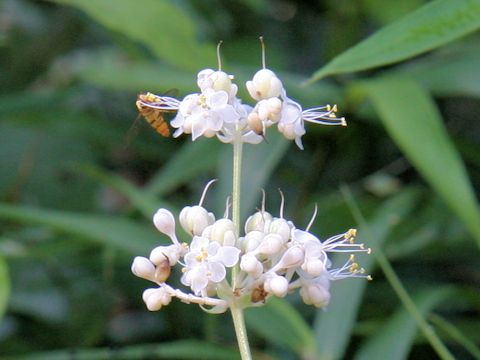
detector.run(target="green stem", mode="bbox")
[231,134,243,289]
[232,134,243,237]
[230,303,252,360]
[229,133,252,360]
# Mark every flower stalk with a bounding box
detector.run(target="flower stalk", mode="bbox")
[230,130,251,360]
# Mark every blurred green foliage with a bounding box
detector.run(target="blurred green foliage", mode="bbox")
[1,0,480,359]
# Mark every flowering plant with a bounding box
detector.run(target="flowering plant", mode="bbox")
[131,39,370,360]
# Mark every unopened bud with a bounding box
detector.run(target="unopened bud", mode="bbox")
[179,205,214,236]
[246,69,283,100]
[264,275,288,297]
[142,288,172,311]
[268,218,291,243]
[210,219,235,245]
[131,257,155,281]
[153,209,176,238]
[255,233,283,256]
[245,211,272,233]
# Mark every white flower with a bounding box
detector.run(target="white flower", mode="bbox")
[181,236,240,295]
[171,89,241,140]
[278,94,347,150]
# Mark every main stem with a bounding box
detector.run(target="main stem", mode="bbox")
[230,133,252,360]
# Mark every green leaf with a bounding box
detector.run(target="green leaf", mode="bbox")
[314,189,419,360]
[354,288,455,360]
[429,314,480,359]
[146,138,223,197]
[364,78,480,246]
[2,340,241,360]
[0,203,160,255]
[394,39,480,98]
[308,0,480,82]
[246,298,315,356]
[76,163,165,218]
[0,254,10,320]
[51,0,215,71]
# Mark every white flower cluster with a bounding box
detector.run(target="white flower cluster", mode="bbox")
[137,62,345,149]
[132,183,371,313]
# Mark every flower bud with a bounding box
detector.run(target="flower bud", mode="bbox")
[153,209,176,237]
[302,258,326,277]
[246,69,283,100]
[131,257,155,281]
[245,211,272,233]
[197,69,237,98]
[300,282,330,308]
[268,218,292,243]
[247,111,263,135]
[243,231,264,252]
[142,288,172,311]
[255,233,284,256]
[272,245,304,271]
[210,219,235,245]
[264,274,288,297]
[150,244,181,266]
[240,253,262,277]
[179,205,214,236]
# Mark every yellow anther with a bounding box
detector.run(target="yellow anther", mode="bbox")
[350,263,359,272]
[346,229,357,240]
[326,104,331,111]
[331,104,338,112]
[367,248,372,255]
[367,275,373,281]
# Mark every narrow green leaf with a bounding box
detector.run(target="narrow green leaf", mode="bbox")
[364,78,480,245]
[0,203,160,255]
[2,340,241,360]
[246,298,315,356]
[308,0,480,82]
[429,314,480,359]
[0,254,10,320]
[73,48,197,93]
[314,189,419,360]
[146,138,223,197]
[77,163,163,218]
[394,40,480,97]
[51,0,215,71]
[355,288,455,360]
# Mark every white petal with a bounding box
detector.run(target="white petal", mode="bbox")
[207,90,228,107]
[208,262,226,282]
[212,246,240,267]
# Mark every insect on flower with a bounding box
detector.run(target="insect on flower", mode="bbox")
[135,91,179,137]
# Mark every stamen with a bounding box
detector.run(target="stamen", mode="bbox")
[278,188,285,218]
[260,188,266,213]
[199,179,217,206]
[306,204,318,232]
[224,195,231,219]
[217,40,223,71]
[259,36,266,69]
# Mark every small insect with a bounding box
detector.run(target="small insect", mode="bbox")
[251,284,268,303]
[135,92,176,137]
